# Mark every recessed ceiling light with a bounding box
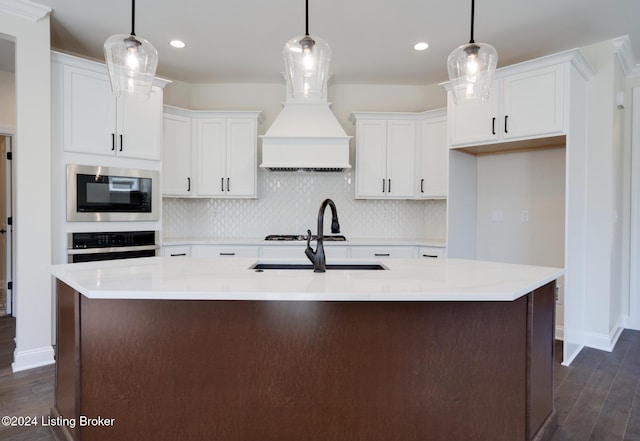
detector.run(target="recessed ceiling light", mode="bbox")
[413,42,429,51]
[169,40,186,49]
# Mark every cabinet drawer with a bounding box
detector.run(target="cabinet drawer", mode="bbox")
[418,247,445,259]
[162,245,191,257]
[191,245,259,258]
[350,246,417,259]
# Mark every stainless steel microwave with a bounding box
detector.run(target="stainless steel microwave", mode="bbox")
[67,164,159,222]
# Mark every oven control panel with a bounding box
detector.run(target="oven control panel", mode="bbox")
[70,231,157,249]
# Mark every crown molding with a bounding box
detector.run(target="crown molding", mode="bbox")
[613,36,640,78]
[0,0,51,22]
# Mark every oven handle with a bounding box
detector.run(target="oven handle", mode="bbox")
[67,244,160,255]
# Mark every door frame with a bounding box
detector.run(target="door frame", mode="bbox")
[630,87,640,330]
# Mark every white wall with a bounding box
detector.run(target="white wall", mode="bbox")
[476,148,566,266]
[0,7,54,371]
[0,69,15,131]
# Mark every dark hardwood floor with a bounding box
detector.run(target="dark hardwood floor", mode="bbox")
[0,314,638,441]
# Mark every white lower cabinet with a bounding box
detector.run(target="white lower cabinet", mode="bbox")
[162,245,191,257]
[162,243,446,260]
[350,246,418,259]
[191,245,259,258]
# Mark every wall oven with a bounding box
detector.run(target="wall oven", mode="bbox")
[67,164,159,222]
[67,231,159,263]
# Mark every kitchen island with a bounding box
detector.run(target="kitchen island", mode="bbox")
[50,257,563,441]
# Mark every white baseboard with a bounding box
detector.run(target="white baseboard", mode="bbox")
[11,345,55,372]
[583,324,624,352]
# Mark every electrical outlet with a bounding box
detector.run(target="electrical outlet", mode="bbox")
[521,209,529,223]
[555,285,562,305]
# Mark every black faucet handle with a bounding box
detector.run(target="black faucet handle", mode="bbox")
[306,229,313,247]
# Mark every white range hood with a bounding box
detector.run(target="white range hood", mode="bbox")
[260,100,352,172]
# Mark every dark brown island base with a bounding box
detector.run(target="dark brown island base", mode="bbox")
[51,276,557,441]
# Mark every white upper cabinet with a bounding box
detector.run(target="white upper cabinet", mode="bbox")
[447,63,564,147]
[163,107,261,198]
[352,114,416,199]
[57,55,163,160]
[162,110,192,196]
[416,109,448,199]
[195,117,258,198]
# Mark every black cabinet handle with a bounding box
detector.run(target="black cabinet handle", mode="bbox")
[388,179,391,193]
[221,177,224,192]
[227,177,230,192]
[111,133,115,151]
[492,117,496,135]
[219,252,235,256]
[170,253,187,257]
[187,177,191,192]
[504,115,509,134]
[420,178,424,193]
[119,134,123,151]
[422,254,438,258]
[382,179,386,193]
[374,253,390,257]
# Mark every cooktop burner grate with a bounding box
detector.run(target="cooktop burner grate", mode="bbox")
[265,234,347,242]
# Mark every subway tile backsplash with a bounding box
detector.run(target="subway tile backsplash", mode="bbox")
[163,170,446,240]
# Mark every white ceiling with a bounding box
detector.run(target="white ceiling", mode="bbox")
[5,0,640,84]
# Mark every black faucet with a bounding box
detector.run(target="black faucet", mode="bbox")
[305,198,340,273]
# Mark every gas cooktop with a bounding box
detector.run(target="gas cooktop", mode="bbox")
[265,234,347,242]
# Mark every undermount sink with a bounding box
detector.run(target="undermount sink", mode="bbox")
[250,262,387,271]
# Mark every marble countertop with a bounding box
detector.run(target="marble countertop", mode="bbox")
[50,256,563,302]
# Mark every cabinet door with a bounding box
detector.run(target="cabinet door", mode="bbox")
[355,120,387,198]
[195,118,227,197]
[62,65,116,155]
[118,86,163,160]
[226,118,257,197]
[448,81,500,147]
[418,118,448,198]
[386,120,416,198]
[162,113,192,196]
[501,65,563,140]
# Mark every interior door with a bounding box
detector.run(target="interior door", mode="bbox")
[0,136,11,315]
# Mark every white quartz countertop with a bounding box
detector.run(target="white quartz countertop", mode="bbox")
[50,256,563,302]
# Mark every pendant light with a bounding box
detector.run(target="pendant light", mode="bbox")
[283,0,331,101]
[447,0,497,104]
[103,0,158,98]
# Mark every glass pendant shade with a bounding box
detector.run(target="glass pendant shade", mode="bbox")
[104,33,158,98]
[283,34,331,101]
[447,41,497,104]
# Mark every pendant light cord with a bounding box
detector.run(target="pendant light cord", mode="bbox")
[469,0,475,43]
[305,0,309,36]
[131,0,136,36]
